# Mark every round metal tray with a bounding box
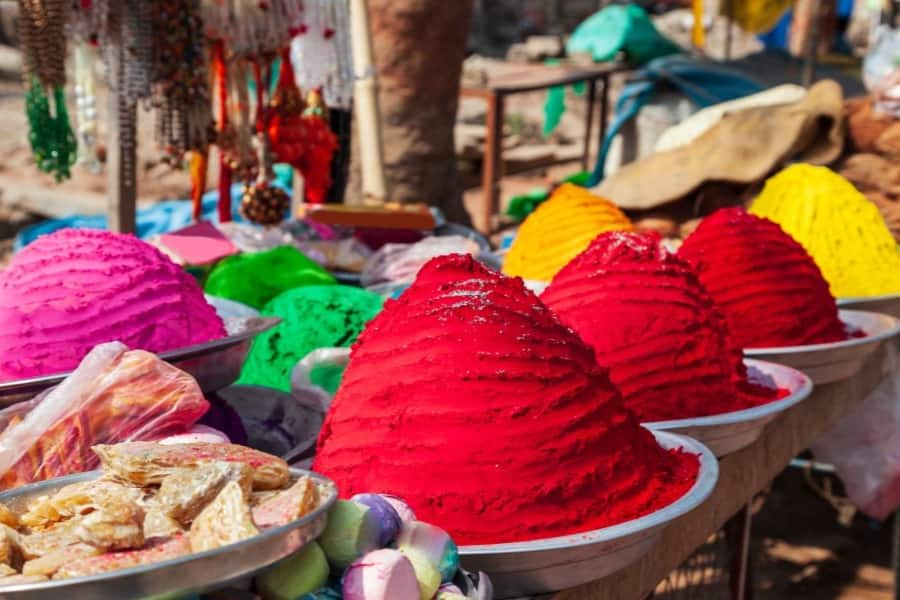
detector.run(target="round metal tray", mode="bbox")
[744,309,900,384]
[837,293,900,320]
[457,430,718,599]
[644,359,813,457]
[0,316,280,406]
[0,467,337,600]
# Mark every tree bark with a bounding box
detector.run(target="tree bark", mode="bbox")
[348,0,474,224]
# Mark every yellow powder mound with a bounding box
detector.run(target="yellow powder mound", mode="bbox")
[751,164,900,298]
[503,184,634,281]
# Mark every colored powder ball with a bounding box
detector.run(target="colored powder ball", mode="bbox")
[342,549,420,600]
[400,548,441,600]
[395,521,459,583]
[381,495,417,523]
[256,542,330,600]
[318,500,381,569]
[239,285,383,392]
[751,164,900,298]
[350,493,402,546]
[542,232,780,421]
[0,228,226,382]
[679,207,847,348]
[315,254,698,545]
[502,183,633,282]
[205,245,336,310]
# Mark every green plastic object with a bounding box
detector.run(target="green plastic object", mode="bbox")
[566,4,681,65]
[238,285,383,392]
[204,246,336,310]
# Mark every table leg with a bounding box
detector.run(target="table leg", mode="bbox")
[598,74,611,168]
[726,503,754,600]
[482,91,504,233]
[582,80,597,172]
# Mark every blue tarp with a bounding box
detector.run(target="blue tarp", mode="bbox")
[14,174,292,252]
[586,55,763,186]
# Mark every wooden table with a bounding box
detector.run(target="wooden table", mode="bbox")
[547,344,893,599]
[460,61,631,233]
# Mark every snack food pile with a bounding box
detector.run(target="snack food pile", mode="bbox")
[0,442,324,584]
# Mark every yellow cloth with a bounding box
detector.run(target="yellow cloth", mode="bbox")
[730,0,794,34]
[751,164,900,298]
[503,184,634,282]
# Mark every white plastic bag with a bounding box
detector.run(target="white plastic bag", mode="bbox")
[361,236,480,288]
[812,346,900,520]
[864,25,900,117]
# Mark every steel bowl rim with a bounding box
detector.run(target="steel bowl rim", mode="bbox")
[836,292,900,306]
[744,309,900,355]
[643,359,813,429]
[0,467,336,594]
[457,430,718,555]
[0,316,280,396]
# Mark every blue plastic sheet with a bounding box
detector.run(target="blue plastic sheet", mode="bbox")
[14,179,292,252]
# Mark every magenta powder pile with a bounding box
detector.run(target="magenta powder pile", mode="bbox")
[0,229,226,382]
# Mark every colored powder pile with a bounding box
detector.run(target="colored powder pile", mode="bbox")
[0,229,226,382]
[542,232,780,422]
[503,183,633,282]
[751,164,900,298]
[315,254,698,545]
[239,285,383,392]
[679,207,847,348]
[205,245,336,310]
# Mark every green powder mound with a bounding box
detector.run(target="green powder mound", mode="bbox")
[239,285,383,392]
[205,246,336,309]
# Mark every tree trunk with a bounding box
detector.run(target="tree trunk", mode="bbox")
[348,0,474,224]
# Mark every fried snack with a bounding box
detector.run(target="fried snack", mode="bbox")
[22,543,101,577]
[142,509,184,540]
[0,564,16,577]
[157,462,252,525]
[0,504,19,529]
[252,477,320,529]
[21,479,143,530]
[190,482,258,553]
[54,534,191,580]
[20,518,84,559]
[75,499,144,551]
[94,443,290,490]
[250,490,281,507]
[0,525,22,570]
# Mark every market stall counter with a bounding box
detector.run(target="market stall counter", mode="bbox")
[547,343,892,600]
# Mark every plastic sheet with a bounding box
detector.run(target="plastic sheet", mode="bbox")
[864,26,900,117]
[813,345,900,519]
[0,343,209,490]
[361,236,481,288]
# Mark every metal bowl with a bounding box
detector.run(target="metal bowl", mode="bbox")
[0,468,337,600]
[744,309,900,384]
[644,359,813,457]
[837,293,900,320]
[522,279,549,295]
[0,317,280,406]
[457,430,718,599]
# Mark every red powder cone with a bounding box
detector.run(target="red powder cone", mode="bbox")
[542,232,778,422]
[678,207,847,349]
[314,254,698,545]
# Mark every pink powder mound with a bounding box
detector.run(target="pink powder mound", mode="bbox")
[0,229,226,382]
